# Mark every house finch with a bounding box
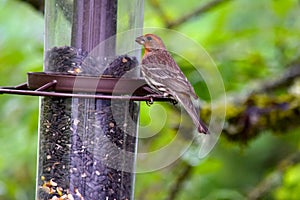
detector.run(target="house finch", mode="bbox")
[135,34,209,134]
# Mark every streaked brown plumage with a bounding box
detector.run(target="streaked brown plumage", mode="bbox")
[135,33,209,134]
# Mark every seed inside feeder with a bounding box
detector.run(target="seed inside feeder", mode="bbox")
[37,46,139,200]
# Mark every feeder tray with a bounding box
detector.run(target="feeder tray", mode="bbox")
[0,72,172,102]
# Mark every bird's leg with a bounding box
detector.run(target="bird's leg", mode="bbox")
[145,93,167,106]
[163,93,177,105]
[168,96,177,105]
[171,98,178,105]
[146,96,154,106]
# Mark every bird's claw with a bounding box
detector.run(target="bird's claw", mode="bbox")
[171,99,178,105]
[146,96,154,106]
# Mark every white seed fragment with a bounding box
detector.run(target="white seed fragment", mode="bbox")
[50,179,58,187]
[73,119,80,126]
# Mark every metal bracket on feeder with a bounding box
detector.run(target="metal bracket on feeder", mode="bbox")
[0,72,173,103]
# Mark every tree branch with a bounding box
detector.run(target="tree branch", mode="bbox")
[247,151,300,199]
[163,61,300,199]
[215,60,300,142]
[148,0,171,26]
[19,0,44,12]
[165,162,193,200]
[254,61,300,93]
[167,0,233,28]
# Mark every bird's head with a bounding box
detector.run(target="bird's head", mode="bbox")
[135,34,166,53]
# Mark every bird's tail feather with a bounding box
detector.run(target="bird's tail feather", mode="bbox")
[197,118,209,134]
[176,93,209,134]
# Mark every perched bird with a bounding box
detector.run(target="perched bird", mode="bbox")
[135,34,209,134]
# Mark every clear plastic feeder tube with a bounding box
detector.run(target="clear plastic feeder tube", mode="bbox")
[36,1,144,200]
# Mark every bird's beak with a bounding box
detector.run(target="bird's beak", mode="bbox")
[135,36,145,45]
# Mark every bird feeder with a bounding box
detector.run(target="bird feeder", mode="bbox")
[0,0,173,200]
[37,1,142,200]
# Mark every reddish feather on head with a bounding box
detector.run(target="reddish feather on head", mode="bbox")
[135,34,166,54]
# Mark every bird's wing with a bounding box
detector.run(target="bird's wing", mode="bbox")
[142,51,198,99]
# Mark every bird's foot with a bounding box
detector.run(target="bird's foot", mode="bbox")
[161,93,177,105]
[171,99,178,105]
[146,96,154,106]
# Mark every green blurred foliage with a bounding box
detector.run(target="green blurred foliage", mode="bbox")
[0,1,43,200]
[0,0,300,200]
[275,163,300,199]
[140,0,300,199]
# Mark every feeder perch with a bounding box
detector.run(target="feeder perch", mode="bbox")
[0,72,172,102]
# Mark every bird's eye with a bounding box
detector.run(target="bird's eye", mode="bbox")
[146,36,152,41]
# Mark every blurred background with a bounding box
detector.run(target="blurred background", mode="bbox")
[0,0,300,199]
